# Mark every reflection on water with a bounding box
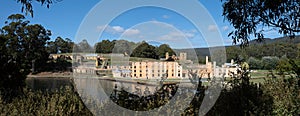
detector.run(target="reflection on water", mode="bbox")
[111,81,159,96]
[26,77,73,91]
[26,77,170,99]
[110,83,178,111]
[26,77,200,114]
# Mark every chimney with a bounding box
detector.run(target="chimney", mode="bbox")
[166,52,169,60]
[206,56,209,64]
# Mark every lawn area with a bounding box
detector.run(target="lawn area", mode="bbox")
[250,70,270,78]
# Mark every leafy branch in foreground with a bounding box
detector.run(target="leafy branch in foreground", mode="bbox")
[222,0,300,46]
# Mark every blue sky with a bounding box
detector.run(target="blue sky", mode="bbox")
[0,0,281,48]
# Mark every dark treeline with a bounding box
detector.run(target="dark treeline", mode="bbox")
[94,40,175,59]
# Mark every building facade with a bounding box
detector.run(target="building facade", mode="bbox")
[130,61,183,79]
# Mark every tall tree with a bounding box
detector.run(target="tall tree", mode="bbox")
[222,0,300,46]
[157,44,175,58]
[0,14,51,88]
[74,39,93,53]
[47,37,74,54]
[131,42,158,59]
[95,40,115,53]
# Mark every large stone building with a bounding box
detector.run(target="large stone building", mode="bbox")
[72,52,239,79]
[130,61,183,79]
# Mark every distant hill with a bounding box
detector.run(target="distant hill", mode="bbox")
[176,35,300,60]
[249,35,300,45]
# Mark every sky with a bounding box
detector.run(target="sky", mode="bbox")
[0,0,281,49]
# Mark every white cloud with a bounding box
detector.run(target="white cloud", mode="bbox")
[184,33,195,38]
[112,26,124,33]
[97,25,140,36]
[123,28,140,36]
[97,22,198,48]
[162,15,170,19]
[208,25,218,32]
[158,31,196,41]
[222,26,229,31]
[96,25,107,32]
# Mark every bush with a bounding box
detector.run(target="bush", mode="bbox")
[262,56,279,70]
[262,77,300,115]
[0,86,92,115]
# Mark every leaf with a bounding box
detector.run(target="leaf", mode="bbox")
[228,31,233,37]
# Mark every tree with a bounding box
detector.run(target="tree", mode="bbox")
[262,56,279,70]
[276,56,292,75]
[157,44,175,58]
[48,37,74,53]
[95,40,115,53]
[16,0,56,17]
[222,0,300,46]
[74,39,93,53]
[0,14,51,89]
[112,40,135,54]
[130,42,158,59]
[226,46,248,62]
[247,57,262,69]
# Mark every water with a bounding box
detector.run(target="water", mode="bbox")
[26,77,166,95]
[26,77,73,91]
[25,77,202,114]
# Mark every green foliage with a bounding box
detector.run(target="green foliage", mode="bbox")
[208,82,274,115]
[95,40,176,59]
[112,39,137,54]
[262,77,300,115]
[43,55,72,72]
[73,39,93,53]
[0,86,92,115]
[262,56,279,70]
[276,56,293,75]
[157,44,175,58]
[226,46,248,62]
[248,57,263,69]
[16,0,55,17]
[0,14,50,89]
[0,78,299,115]
[95,40,115,53]
[222,0,300,46]
[47,37,74,53]
[130,42,159,59]
[289,59,300,78]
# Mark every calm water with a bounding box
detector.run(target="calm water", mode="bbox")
[25,77,167,94]
[26,77,73,91]
[25,77,203,114]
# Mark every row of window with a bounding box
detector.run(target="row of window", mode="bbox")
[132,73,181,77]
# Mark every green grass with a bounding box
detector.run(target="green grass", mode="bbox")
[250,77,265,83]
[250,70,269,77]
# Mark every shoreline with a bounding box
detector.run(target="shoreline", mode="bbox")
[27,72,72,78]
